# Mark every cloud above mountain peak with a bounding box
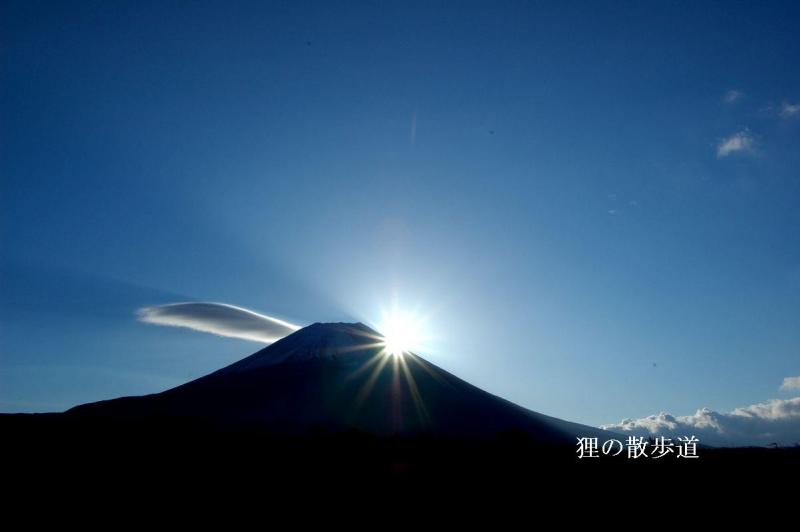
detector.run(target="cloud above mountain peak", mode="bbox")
[137,302,300,344]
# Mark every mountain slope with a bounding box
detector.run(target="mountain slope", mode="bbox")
[67,322,610,443]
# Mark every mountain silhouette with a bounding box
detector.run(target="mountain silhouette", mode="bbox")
[5,321,796,494]
[66,322,609,443]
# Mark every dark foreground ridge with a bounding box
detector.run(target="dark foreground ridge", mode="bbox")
[2,322,798,493]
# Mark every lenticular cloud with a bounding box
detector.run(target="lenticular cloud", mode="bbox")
[137,302,299,344]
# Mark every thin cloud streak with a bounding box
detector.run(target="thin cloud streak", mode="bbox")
[137,302,300,344]
[722,89,743,104]
[780,102,800,118]
[717,130,754,158]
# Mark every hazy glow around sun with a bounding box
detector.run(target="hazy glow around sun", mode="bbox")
[378,309,424,357]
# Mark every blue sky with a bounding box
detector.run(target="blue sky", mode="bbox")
[1,1,799,431]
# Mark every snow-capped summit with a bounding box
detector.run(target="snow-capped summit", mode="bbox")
[212,322,382,375]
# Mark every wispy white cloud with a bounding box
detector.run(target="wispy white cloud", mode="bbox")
[722,89,743,104]
[137,302,300,343]
[781,376,800,391]
[717,130,754,158]
[601,397,800,447]
[780,102,800,118]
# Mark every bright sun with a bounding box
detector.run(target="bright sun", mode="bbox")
[379,310,423,357]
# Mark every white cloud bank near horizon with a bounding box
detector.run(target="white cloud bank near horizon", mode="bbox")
[602,396,800,447]
[137,302,300,344]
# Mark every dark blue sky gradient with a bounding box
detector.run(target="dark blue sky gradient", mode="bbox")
[2,1,799,425]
